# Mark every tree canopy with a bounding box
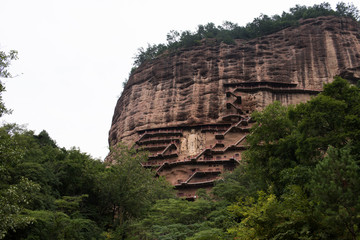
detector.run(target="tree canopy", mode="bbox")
[131,2,359,70]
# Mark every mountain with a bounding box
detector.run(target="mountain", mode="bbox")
[108,16,360,199]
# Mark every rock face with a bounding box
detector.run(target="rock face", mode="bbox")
[108,16,360,199]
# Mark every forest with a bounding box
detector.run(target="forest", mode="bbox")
[1,2,360,240]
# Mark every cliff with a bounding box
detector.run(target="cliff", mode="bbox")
[108,16,360,199]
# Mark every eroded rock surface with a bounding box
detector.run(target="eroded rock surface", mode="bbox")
[108,16,360,198]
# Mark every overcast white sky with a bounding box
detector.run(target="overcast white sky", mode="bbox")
[0,0,357,160]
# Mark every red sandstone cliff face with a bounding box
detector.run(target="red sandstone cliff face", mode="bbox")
[108,16,360,198]
[109,16,360,147]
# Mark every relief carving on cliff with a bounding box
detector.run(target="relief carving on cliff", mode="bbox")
[180,129,205,156]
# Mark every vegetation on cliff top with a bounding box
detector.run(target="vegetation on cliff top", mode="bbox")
[131,2,359,71]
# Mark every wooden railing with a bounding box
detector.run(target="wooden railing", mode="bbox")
[137,129,183,142]
[233,85,321,94]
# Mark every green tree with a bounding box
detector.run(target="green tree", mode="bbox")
[0,50,18,79]
[212,163,259,202]
[0,124,105,239]
[336,2,360,20]
[214,77,360,239]
[186,228,225,240]
[98,144,173,238]
[309,146,360,239]
[0,49,18,117]
[227,186,319,239]
[290,77,360,163]
[0,177,40,239]
[24,195,101,240]
[127,198,230,240]
[242,101,299,195]
[0,124,43,239]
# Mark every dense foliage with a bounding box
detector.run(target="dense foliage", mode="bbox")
[132,2,359,70]
[0,125,174,239]
[0,51,174,239]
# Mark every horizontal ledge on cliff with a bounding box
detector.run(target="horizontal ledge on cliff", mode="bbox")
[137,124,235,135]
[136,138,181,145]
[155,158,240,173]
[224,81,322,94]
[224,81,298,88]
[148,153,179,159]
[185,170,222,184]
[232,86,322,94]
[174,180,216,189]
